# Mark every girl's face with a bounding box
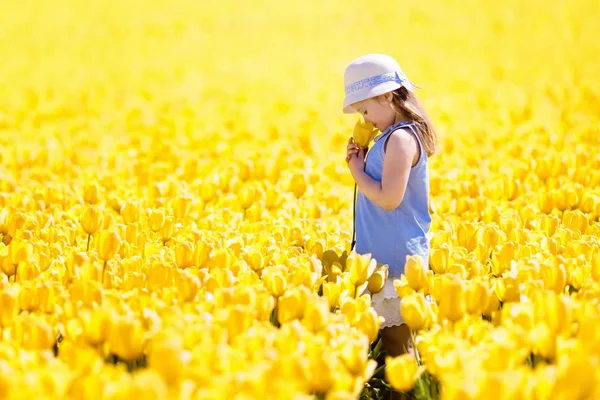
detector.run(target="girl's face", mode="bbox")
[352,94,397,132]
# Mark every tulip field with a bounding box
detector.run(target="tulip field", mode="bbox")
[1,0,600,399]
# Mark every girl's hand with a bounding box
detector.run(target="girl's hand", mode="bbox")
[346,137,366,175]
[346,137,359,162]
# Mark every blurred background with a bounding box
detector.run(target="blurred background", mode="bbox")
[0,0,598,191]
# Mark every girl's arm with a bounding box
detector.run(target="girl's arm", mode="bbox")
[350,129,417,211]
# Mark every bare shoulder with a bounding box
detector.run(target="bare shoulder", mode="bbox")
[384,127,420,166]
[384,127,418,152]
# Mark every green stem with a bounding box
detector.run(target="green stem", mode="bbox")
[86,234,91,251]
[411,330,422,366]
[102,260,107,284]
[270,297,279,327]
[354,284,358,299]
[14,264,18,283]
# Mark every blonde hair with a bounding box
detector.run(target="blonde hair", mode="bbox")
[388,87,438,157]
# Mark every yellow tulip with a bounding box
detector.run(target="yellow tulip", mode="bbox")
[22,318,56,351]
[457,222,480,252]
[430,244,449,274]
[0,255,15,278]
[366,263,388,294]
[491,241,516,276]
[158,215,175,243]
[400,293,428,331]
[529,323,556,360]
[356,307,381,343]
[347,252,376,288]
[8,238,32,266]
[0,285,19,326]
[303,297,329,332]
[495,276,520,303]
[393,277,416,298]
[352,119,378,148]
[542,261,567,293]
[171,196,192,220]
[148,329,188,384]
[322,281,342,309]
[96,230,121,261]
[81,205,103,236]
[438,275,466,323]
[340,337,369,376]
[174,241,194,269]
[465,279,492,315]
[239,186,256,210]
[277,287,306,324]
[592,252,600,282]
[385,354,423,392]
[308,350,335,394]
[83,181,101,204]
[193,241,211,268]
[404,255,428,292]
[120,201,141,224]
[289,172,308,198]
[81,307,113,346]
[264,271,287,297]
[148,209,166,232]
[108,316,146,362]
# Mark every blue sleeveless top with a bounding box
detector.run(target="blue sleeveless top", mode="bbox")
[355,121,431,277]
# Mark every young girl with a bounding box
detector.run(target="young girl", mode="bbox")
[343,54,437,358]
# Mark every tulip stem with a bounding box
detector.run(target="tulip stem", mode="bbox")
[14,264,18,283]
[102,260,107,284]
[86,234,91,251]
[353,285,358,299]
[410,330,422,366]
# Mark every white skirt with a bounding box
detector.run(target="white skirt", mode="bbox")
[368,279,404,329]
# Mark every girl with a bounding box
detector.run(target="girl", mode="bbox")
[343,54,437,358]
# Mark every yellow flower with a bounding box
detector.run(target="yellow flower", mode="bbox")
[171,196,192,220]
[352,119,378,148]
[81,205,103,236]
[400,293,428,331]
[385,354,424,392]
[174,240,194,269]
[340,337,369,376]
[277,287,307,323]
[264,270,287,297]
[347,252,376,287]
[430,244,449,274]
[0,285,19,326]
[96,230,121,261]
[438,275,466,323]
[108,316,146,362]
[465,279,492,315]
[148,329,188,384]
[158,216,175,242]
[303,297,329,332]
[366,263,388,294]
[83,181,101,204]
[529,323,557,360]
[356,307,381,343]
[323,281,342,309]
[8,238,32,266]
[148,209,166,232]
[289,172,308,198]
[81,307,114,346]
[120,202,141,224]
[404,255,428,292]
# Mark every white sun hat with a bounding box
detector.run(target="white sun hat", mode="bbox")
[342,54,419,113]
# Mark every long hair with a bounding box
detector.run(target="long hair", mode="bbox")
[388,87,438,156]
